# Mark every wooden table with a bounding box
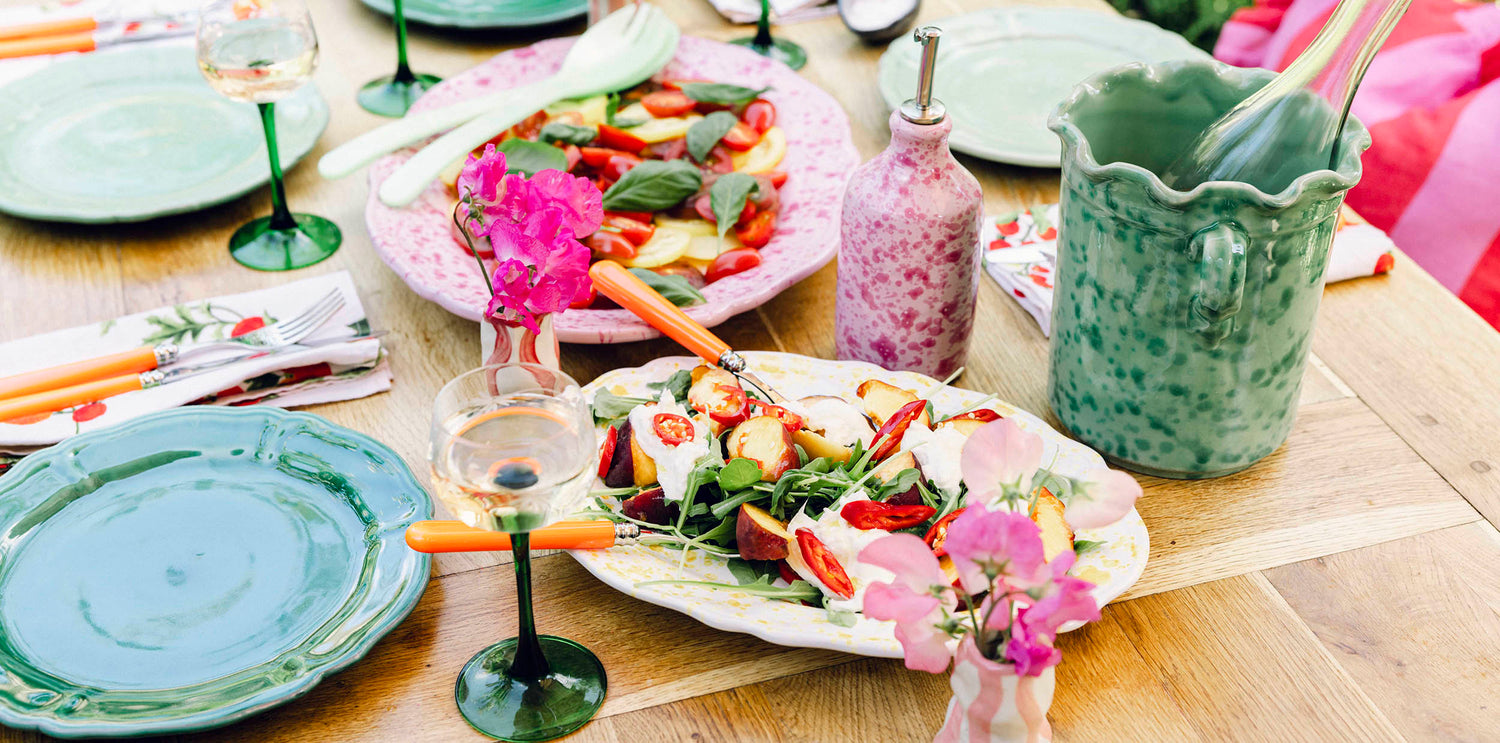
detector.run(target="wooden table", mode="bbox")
[4,0,1500,740]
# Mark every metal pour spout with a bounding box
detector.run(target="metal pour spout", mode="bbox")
[900,26,946,125]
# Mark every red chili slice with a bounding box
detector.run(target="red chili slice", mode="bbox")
[841,500,937,531]
[923,508,966,557]
[947,409,1002,423]
[870,399,929,460]
[652,413,696,447]
[777,559,799,585]
[747,399,805,434]
[795,528,855,599]
[706,383,750,427]
[598,426,618,477]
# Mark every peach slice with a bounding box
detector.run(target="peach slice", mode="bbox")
[726,416,799,481]
[857,379,931,428]
[736,503,792,560]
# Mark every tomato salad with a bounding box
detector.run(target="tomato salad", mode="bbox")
[446,80,789,309]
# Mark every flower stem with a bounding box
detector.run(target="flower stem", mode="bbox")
[453,200,495,298]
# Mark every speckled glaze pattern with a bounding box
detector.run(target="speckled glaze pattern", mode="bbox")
[835,111,983,378]
[364,36,859,344]
[1046,62,1371,479]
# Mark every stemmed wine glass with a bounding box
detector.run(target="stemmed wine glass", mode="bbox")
[732,0,807,71]
[196,0,341,271]
[429,364,607,742]
[358,0,441,117]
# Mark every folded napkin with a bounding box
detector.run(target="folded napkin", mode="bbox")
[0,272,391,457]
[0,0,194,87]
[707,0,839,25]
[984,205,1397,336]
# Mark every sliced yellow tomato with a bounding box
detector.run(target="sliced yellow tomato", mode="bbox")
[732,126,786,174]
[617,102,701,143]
[685,233,745,262]
[620,226,692,268]
[655,217,718,239]
[546,95,609,126]
[439,156,465,194]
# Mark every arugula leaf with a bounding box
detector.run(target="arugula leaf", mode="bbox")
[628,268,705,307]
[1072,539,1106,555]
[602,160,703,212]
[710,173,759,241]
[676,456,723,531]
[637,574,822,603]
[540,122,597,146]
[680,82,769,106]
[726,558,778,584]
[718,458,764,491]
[875,467,921,499]
[646,369,694,403]
[823,597,858,628]
[686,111,738,163]
[591,389,651,426]
[498,138,567,176]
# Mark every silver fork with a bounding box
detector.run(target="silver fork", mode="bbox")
[164,289,346,366]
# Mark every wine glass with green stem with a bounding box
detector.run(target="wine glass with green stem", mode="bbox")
[358,0,442,117]
[732,0,806,70]
[196,0,341,271]
[429,364,607,742]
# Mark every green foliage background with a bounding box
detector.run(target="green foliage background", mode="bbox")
[1109,0,1255,51]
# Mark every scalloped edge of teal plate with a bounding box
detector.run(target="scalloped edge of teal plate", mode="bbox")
[0,407,432,739]
[877,6,1209,167]
[0,45,329,224]
[358,0,587,29]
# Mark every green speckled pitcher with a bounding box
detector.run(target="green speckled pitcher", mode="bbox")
[1046,61,1370,479]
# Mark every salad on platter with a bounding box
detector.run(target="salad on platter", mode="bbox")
[445,78,790,308]
[579,361,1127,627]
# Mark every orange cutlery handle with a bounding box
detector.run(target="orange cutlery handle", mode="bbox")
[589,260,731,362]
[0,374,143,423]
[0,16,97,41]
[0,346,159,401]
[0,31,95,60]
[405,520,619,553]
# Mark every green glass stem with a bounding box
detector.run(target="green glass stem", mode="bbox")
[507,534,551,680]
[753,0,774,48]
[256,103,296,232]
[393,0,416,85]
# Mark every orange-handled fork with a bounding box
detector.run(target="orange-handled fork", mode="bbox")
[406,520,641,552]
[588,260,786,401]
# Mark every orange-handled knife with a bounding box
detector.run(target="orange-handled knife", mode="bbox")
[0,374,145,422]
[405,520,637,552]
[0,31,95,59]
[588,261,784,401]
[0,346,162,401]
[0,16,97,41]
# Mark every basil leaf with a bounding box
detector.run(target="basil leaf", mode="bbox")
[710,172,759,241]
[540,122,597,146]
[628,268,706,308]
[718,457,764,492]
[646,369,695,403]
[686,111,738,163]
[497,138,568,176]
[605,92,647,128]
[680,82,769,106]
[602,160,703,212]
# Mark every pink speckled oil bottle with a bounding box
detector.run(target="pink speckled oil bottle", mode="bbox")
[835,26,983,378]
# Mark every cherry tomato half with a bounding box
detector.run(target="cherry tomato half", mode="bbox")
[596,124,648,154]
[603,213,656,246]
[795,528,855,599]
[694,194,755,225]
[606,209,655,224]
[720,122,762,152]
[840,500,937,531]
[571,283,598,310]
[705,247,762,283]
[652,413,696,447]
[586,231,637,260]
[767,170,789,188]
[580,146,632,168]
[743,99,776,134]
[597,426,618,477]
[734,210,776,248]
[923,508,966,557]
[661,78,711,91]
[641,90,697,117]
[870,399,929,461]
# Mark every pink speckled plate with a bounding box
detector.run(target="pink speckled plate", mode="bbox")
[365,36,860,344]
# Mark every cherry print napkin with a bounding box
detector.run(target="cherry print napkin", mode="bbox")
[0,272,392,461]
[0,0,195,86]
[984,204,1398,336]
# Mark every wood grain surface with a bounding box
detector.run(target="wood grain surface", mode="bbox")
[2,0,1499,740]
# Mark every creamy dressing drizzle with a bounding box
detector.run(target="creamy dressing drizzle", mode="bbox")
[628,391,713,502]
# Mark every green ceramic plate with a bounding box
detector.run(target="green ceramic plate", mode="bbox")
[359,0,587,29]
[0,408,431,738]
[877,7,1209,167]
[0,45,329,224]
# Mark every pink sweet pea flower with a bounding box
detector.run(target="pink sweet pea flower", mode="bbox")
[457,144,508,204]
[1014,552,1101,638]
[1064,468,1142,530]
[860,533,957,673]
[959,419,1044,504]
[526,168,604,238]
[1003,619,1061,677]
[942,506,1049,595]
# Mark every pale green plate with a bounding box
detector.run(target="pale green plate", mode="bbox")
[0,45,329,224]
[359,0,587,29]
[877,6,1208,167]
[0,408,431,738]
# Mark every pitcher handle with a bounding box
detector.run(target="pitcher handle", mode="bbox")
[1189,222,1248,346]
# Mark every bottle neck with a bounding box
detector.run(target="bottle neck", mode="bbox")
[1288,0,1410,111]
[888,110,953,155]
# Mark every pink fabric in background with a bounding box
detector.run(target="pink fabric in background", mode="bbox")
[1215,0,1500,329]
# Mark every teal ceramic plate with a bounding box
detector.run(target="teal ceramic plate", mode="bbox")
[0,408,431,738]
[0,45,329,224]
[359,0,587,29]
[877,7,1208,167]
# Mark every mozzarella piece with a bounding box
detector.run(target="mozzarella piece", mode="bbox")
[627,391,713,502]
[899,424,968,496]
[785,492,894,613]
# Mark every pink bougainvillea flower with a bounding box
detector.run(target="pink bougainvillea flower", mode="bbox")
[959,419,1044,504]
[860,533,957,673]
[942,505,1049,595]
[1064,467,1142,530]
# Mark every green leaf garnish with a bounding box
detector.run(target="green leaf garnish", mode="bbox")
[685,111,738,163]
[1072,539,1106,555]
[646,368,695,403]
[539,122,597,146]
[497,138,568,176]
[628,268,705,308]
[591,389,652,427]
[679,82,769,106]
[602,160,703,212]
[718,458,764,492]
[709,172,759,241]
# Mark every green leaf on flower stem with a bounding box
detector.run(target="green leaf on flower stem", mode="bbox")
[602,160,702,212]
[686,111,738,163]
[679,82,769,106]
[718,458,764,492]
[539,122,598,146]
[646,369,694,403]
[497,138,568,176]
[710,173,759,241]
[627,268,705,308]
